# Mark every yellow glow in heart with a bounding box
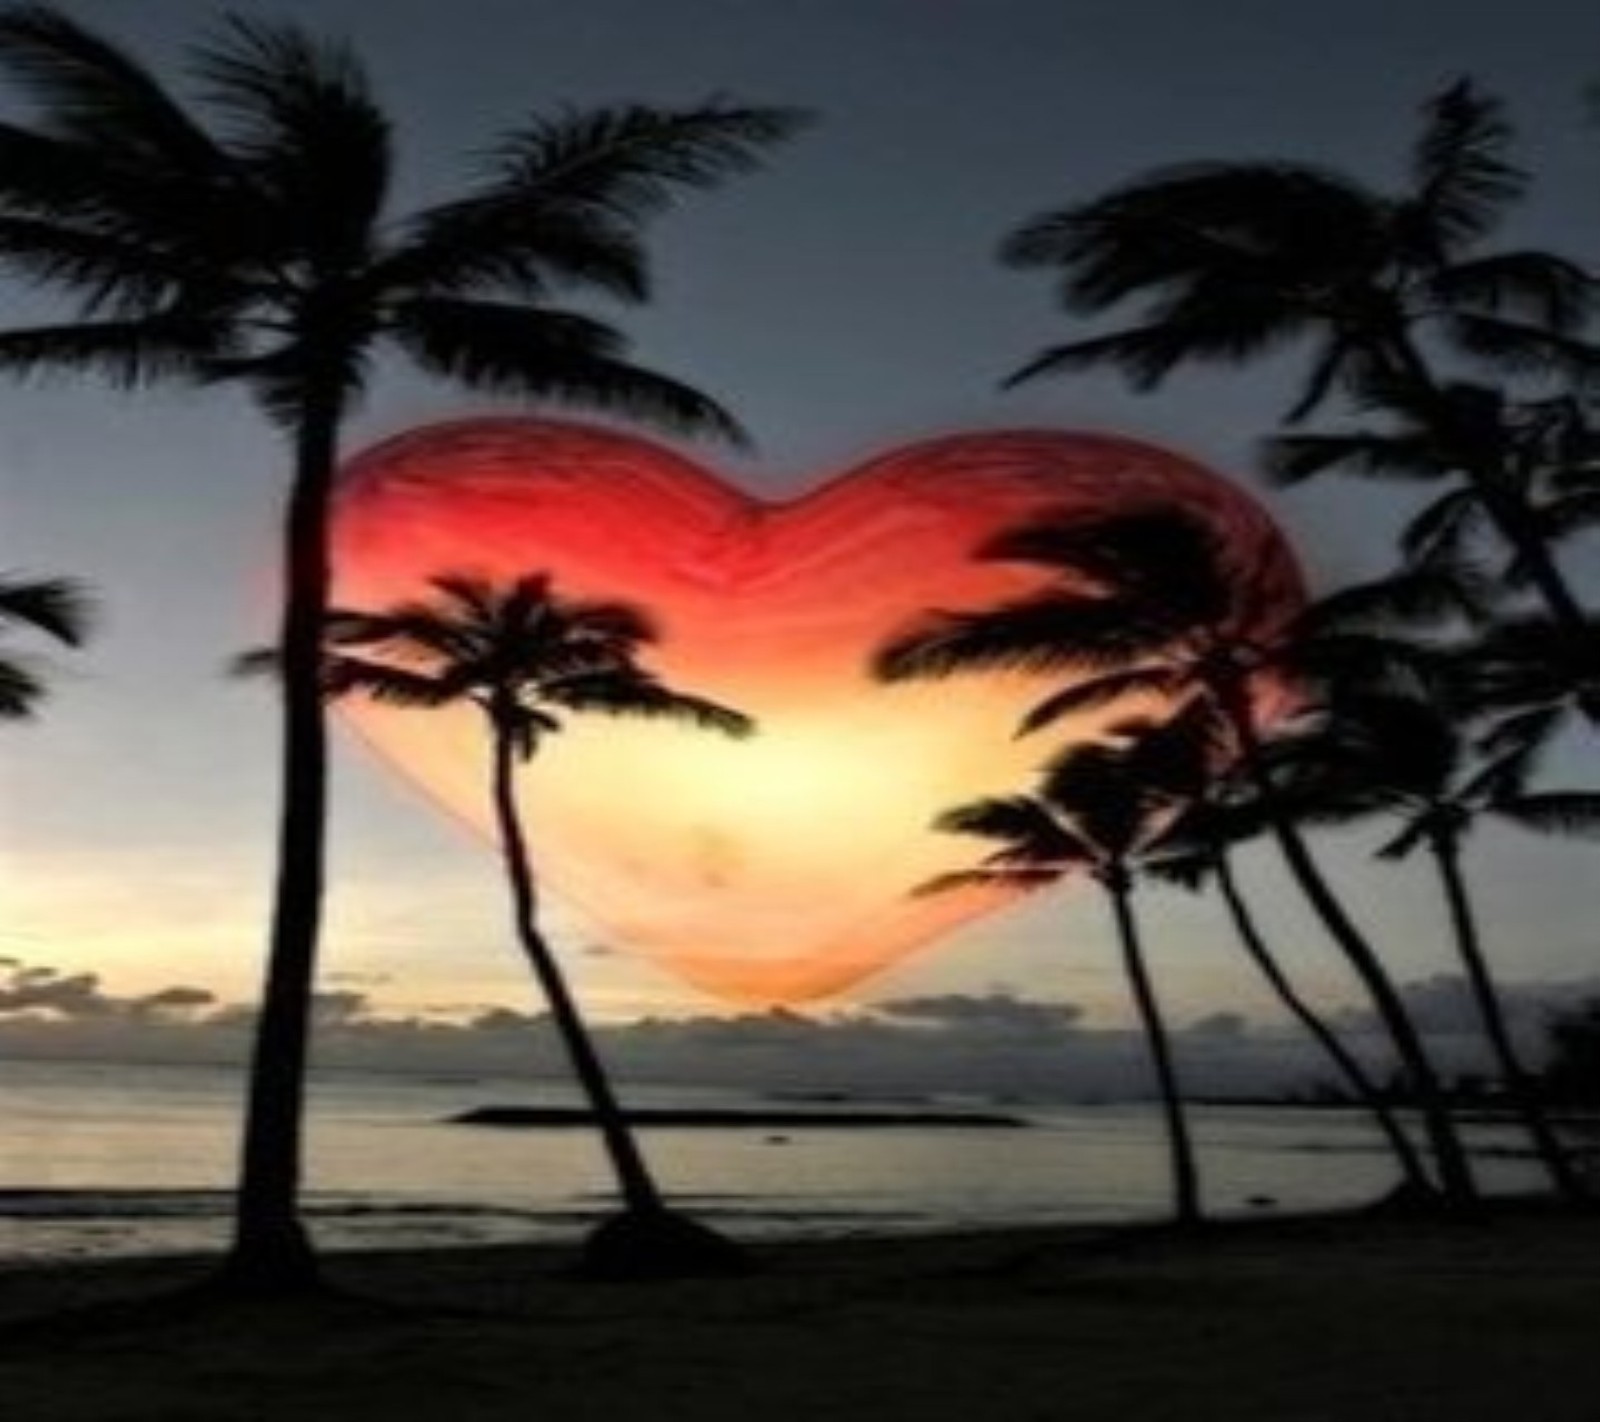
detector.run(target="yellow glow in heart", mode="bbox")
[330,420,1300,1003]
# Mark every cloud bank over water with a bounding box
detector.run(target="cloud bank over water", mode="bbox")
[3,958,1593,1102]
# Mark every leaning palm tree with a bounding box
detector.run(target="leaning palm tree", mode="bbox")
[875,507,1481,1207]
[1001,80,1593,636]
[924,724,1207,1226]
[322,572,754,1276]
[1144,791,1440,1202]
[0,5,803,1290]
[1281,687,1597,1200]
[0,571,91,717]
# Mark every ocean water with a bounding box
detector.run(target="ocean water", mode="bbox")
[0,1057,1556,1264]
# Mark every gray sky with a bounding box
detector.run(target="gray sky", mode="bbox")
[2,0,1597,1040]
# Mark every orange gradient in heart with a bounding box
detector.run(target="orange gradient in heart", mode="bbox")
[330,420,1301,1003]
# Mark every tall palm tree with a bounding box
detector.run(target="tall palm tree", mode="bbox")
[1000,80,1593,636]
[1282,687,1598,1200]
[1144,793,1439,1201]
[323,572,754,1276]
[874,507,1481,1206]
[924,731,1205,1226]
[0,5,803,1291]
[0,571,90,717]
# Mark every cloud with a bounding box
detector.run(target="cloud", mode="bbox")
[4,958,1597,1102]
[0,966,119,1018]
[1186,1011,1248,1039]
[1335,974,1600,1039]
[876,993,1086,1034]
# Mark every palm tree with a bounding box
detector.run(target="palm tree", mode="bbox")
[1000,80,1593,636]
[0,5,804,1291]
[1282,687,1598,1200]
[0,571,91,717]
[322,572,755,1276]
[1264,387,1600,736]
[1144,793,1440,1201]
[874,507,1481,1207]
[924,730,1205,1226]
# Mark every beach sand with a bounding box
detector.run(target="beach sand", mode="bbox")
[2,1204,1597,1421]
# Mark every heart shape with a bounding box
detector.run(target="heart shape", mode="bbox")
[330,420,1299,1004]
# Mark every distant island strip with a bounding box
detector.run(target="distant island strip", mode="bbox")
[449,1106,1030,1129]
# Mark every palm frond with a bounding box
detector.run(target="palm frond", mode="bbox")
[488,102,810,224]
[1140,846,1214,891]
[192,15,390,258]
[911,867,1063,899]
[392,296,747,446]
[1474,703,1567,763]
[1262,431,1445,487]
[1401,79,1522,258]
[933,795,1071,850]
[0,653,45,718]
[0,315,230,387]
[327,604,483,664]
[1539,489,1600,541]
[1443,314,1600,379]
[874,594,1172,682]
[1400,487,1486,567]
[1002,324,1207,391]
[0,573,92,645]
[1283,334,1371,423]
[1016,665,1188,736]
[1374,817,1431,862]
[1303,566,1491,633]
[0,5,224,169]
[1003,161,1384,306]
[540,669,752,738]
[1490,792,1600,838]
[981,509,1232,620]
[321,653,460,708]
[228,646,276,679]
[390,203,647,303]
[1428,250,1595,332]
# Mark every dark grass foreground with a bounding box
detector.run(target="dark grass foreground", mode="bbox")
[1,1203,1597,1421]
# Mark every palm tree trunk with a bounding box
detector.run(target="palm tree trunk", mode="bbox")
[1429,830,1587,1201]
[1267,811,1480,1206]
[1104,870,1202,1227]
[488,720,665,1216]
[223,391,342,1293]
[1217,683,1479,1208]
[1213,851,1438,1197]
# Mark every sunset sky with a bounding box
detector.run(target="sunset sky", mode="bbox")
[3,0,1596,1047]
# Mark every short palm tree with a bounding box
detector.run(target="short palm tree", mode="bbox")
[1283,687,1598,1200]
[1144,791,1439,1201]
[1000,80,1593,636]
[323,572,754,1276]
[0,571,91,717]
[0,5,803,1290]
[924,723,1208,1226]
[875,507,1481,1206]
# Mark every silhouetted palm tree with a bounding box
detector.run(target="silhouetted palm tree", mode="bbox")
[875,507,1481,1206]
[0,571,90,717]
[0,5,803,1290]
[1282,687,1598,1200]
[1265,387,1600,731]
[924,725,1207,1226]
[324,572,754,1276]
[1145,792,1439,1200]
[1001,80,1593,636]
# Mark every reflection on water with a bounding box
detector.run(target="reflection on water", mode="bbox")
[0,1058,1555,1263]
